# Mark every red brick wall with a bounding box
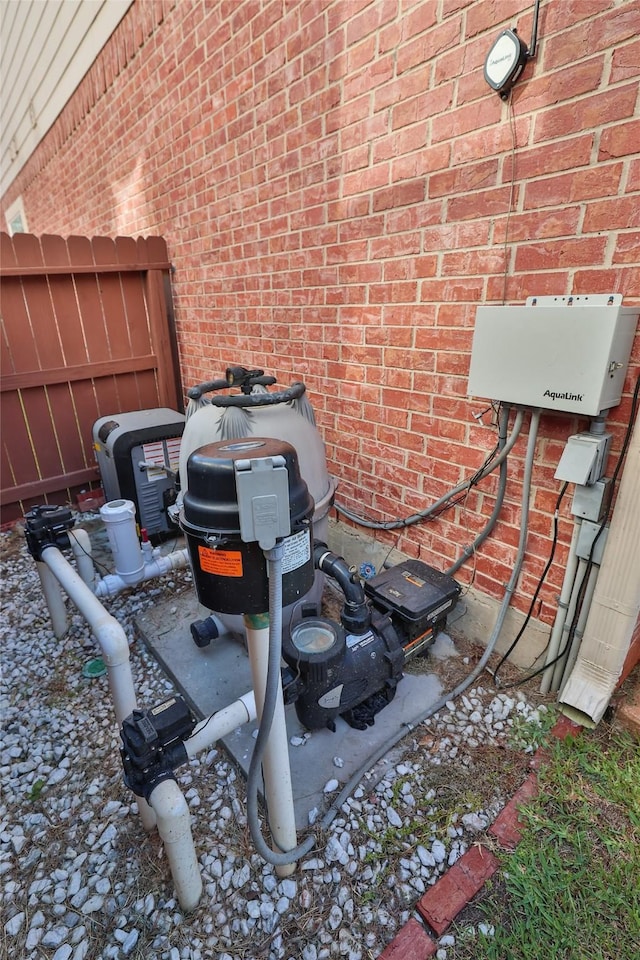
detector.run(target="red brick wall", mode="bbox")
[3,0,639,622]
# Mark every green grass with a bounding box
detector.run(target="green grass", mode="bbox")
[456,727,640,960]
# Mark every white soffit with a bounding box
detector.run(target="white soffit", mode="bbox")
[0,0,134,196]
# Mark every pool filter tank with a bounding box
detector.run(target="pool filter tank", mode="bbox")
[178,367,337,639]
[180,438,315,614]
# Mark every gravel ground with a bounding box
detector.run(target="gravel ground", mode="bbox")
[1,520,549,960]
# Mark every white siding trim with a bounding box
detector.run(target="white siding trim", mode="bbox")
[1,0,134,196]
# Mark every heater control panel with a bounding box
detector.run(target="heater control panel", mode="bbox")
[468,295,638,415]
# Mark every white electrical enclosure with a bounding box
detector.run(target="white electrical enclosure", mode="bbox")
[467,295,638,415]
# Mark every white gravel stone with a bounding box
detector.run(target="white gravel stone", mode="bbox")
[4,911,24,936]
[431,840,446,864]
[386,807,402,827]
[53,946,73,960]
[81,895,104,914]
[42,927,68,948]
[122,929,140,955]
[0,529,542,960]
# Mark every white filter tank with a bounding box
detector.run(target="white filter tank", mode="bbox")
[177,378,337,638]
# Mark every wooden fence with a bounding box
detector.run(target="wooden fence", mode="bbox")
[0,233,182,526]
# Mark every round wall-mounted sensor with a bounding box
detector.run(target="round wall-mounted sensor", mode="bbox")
[484,28,529,99]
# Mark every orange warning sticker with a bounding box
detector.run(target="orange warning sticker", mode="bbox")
[198,546,243,577]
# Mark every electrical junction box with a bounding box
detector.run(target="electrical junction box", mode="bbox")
[93,409,185,537]
[571,477,611,523]
[467,295,638,415]
[554,432,611,486]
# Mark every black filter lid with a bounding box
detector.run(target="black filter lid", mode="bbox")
[181,437,314,535]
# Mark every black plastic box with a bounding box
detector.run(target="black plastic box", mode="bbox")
[364,559,461,641]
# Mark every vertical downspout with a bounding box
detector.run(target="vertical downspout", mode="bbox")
[560,412,640,725]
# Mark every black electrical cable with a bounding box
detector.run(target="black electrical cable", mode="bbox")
[496,542,594,691]
[496,372,640,690]
[68,529,111,577]
[491,481,569,685]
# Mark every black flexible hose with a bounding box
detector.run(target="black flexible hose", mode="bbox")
[335,408,525,531]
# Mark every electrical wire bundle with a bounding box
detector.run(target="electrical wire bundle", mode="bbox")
[334,402,518,531]
[493,373,640,690]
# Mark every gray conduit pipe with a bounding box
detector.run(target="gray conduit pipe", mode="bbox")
[245,544,316,869]
[487,408,542,675]
[549,556,589,691]
[557,563,600,692]
[38,546,157,832]
[336,407,525,530]
[540,519,582,694]
[316,408,541,835]
[447,404,514,576]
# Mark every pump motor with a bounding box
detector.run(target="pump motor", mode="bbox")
[282,554,461,732]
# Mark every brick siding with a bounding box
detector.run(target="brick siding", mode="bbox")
[3,0,639,621]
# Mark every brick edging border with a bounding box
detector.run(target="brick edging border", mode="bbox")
[378,716,582,959]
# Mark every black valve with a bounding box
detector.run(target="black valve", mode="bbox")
[24,505,75,560]
[120,696,197,801]
[225,365,276,393]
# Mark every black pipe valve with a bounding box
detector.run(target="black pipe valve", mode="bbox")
[120,696,197,801]
[24,505,76,560]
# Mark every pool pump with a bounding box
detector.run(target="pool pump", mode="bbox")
[282,548,461,731]
[179,438,461,734]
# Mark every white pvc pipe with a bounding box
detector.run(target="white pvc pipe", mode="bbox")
[39,546,156,832]
[184,691,256,758]
[100,499,145,584]
[540,518,582,694]
[36,560,69,638]
[69,528,96,588]
[245,621,297,879]
[149,778,202,912]
[94,548,190,598]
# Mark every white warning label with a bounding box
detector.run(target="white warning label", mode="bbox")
[282,529,311,573]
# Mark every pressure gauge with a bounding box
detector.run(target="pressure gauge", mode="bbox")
[484,28,529,99]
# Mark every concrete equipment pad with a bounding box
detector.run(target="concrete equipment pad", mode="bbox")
[136,592,443,829]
